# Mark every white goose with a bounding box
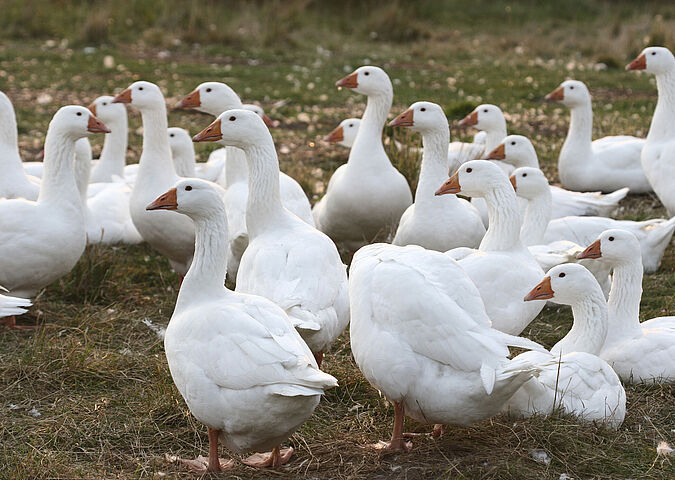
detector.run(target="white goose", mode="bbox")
[627,46,675,216]
[0,91,41,200]
[546,80,651,193]
[147,178,336,472]
[389,102,485,250]
[504,264,626,428]
[113,81,222,277]
[0,286,32,329]
[0,106,107,308]
[194,109,349,366]
[168,127,224,181]
[312,66,412,250]
[578,229,675,383]
[437,160,545,335]
[349,243,545,451]
[487,134,629,217]
[324,118,361,148]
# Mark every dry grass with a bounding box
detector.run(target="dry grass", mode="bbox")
[1,2,674,479]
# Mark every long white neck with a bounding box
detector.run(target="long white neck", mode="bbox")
[97,114,128,179]
[0,100,24,174]
[38,129,83,211]
[550,286,608,356]
[647,68,675,142]
[605,258,643,346]
[242,139,286,237]
[520,189,552,245]
[560,102,593,167]
[416,128,453,205]
[137,106,176,184]
[348,90,392,170]
[172,145,196,178]
[73,138,91,203]
[479,183,523,251]
[176,208,230,309]
[482,122,508,154]
[224,146,249,186]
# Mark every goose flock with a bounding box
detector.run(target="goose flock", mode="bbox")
[1,45,674,472]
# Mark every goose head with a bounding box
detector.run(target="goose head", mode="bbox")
[193,108,270,149]
[436,159,508,198]
[87,95,127,125]
[325,118,361,147]
[146,178,223,218]
[458,104,504,130]
[487,134,537,167]
[577,229,640,266]
[389,101,448,134]
[52,105,110,139]
[177,82,242,117]
[242,104,275,127]
[112,81,165,110]
[168,127,194,157]
[524,263,597,304]
[545,80,590,107]
[336,66,392,97]
[626,46,675,75]
[509,167,548,200]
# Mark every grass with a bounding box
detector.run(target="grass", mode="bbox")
[1,1,674,478]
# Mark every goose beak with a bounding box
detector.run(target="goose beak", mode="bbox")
[193,119,222,142]
[87,102,97,116]
[146,188,178,211]
[176,90,201,109]
[262,114,275,128]
[112,88,132,104]
[545,86,564,101]
[336,72,358,89]
[626,53,647,71]
[324,125,344,143]
[509,175,517,191]
[577,239,602,259]
[435,172,461,196]
[487,143,505,160]
[458,110,478,127]
[88,115,111,134]
[388,108,414,128]
[524,276,554,301]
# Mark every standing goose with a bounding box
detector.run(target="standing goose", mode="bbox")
[390,102,485,250]
[578,229,675,383]
[147,179,336,472]
[0,91,41,200]
[487,134,628,217]
[546,80,650,193]
[627,46,675,215]
[437,160,545,335]
[0,106,108,320]
[312,66,412,250]
[194,109,349,366]
[504,264,626,428]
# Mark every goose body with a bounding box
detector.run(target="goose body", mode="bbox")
[312,66,412,250]
[547,80,650,193]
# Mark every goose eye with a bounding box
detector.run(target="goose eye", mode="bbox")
[483,109,488,113]
[559,272,566,278]
[138,86,143,90]
[570,86,574,89]
[102,102,107,106]
[185,185,192,191]
[170,133,174,137]
[511,141,516,145]
[229,116,236,121]
[206,87,212,92]
[651,51,656,55]
[76,112,82,116]
[420,107,426,112]
[608,236,614,241]
[349,123,353,127]
[466,167,472,173]
[522,173,527,177]
[364,71,369,76]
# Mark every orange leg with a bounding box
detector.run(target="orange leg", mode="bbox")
[314,351,324,369]
[207,427,222,472]
[371,401,413,452]
[0,316,38,330]
[165,427,234,472]
[242,445,294,468]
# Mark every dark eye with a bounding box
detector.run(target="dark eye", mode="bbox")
[76,112,82,116]
[511,141,515,145]
[102,102,107,106]
[608,236,614,241]
[466,167,472,173]
[229,116,236,121]
[651,52,656,55]
[522,173,527,177]
[570,86,574,89]
[349,123,353,127]
[364,71,369,76]
[138,86,143,90]
[559,272,565,278]
[170,133,174,137]
[420,107,426,112]
[483,109,488,113]
[185,185,192,191]
[206,87,212,92]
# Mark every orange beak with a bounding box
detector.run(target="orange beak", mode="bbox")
[625,53,646,71]
[176,89,201,109]
[545,86,564,102]
[524,276,554,301]
[487,143,505,160]
[87,102,97,116]
[336,72,358,89]
[577,239,602,260]
[509,175,517,191]
[146,188,178,211]
[325,125,344,143]
[112,88,132,104]
[458,110,478,127]
[193,119,222,142]
[262,114,275,128]
[87,115,111,133]
[388,108,414,128]
[435,172,461,196]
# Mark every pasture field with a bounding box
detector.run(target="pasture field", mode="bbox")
[0,1,673,478]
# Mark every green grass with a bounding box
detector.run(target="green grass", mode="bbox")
[1,1,674,479]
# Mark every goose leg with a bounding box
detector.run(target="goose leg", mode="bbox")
[165,427,234,472]
[314,351,324,368]
[0,316,38,330]
[371,401,412,452]
[242,445,294,468]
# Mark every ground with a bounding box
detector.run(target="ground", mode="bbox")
[0,1,673,479]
